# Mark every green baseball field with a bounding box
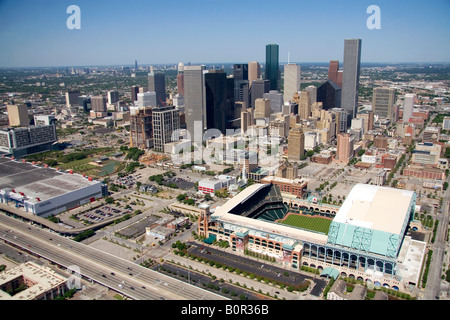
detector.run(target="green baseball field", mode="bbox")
[279,213,332,235]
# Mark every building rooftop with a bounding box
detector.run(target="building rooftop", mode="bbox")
[0,261,67,300]
[333,184,415,235]
[0,157,100,203]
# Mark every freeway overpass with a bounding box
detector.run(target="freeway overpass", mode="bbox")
[0,213,227,300]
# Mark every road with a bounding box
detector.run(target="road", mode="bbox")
[0,213,227,300]
[424,172,450,300]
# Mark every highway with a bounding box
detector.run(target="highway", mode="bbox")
[0,213,227,300]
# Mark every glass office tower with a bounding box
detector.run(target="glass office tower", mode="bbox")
[265,44,280,91]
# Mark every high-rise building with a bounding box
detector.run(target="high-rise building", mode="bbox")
[65,91,80,108]
[248,61,261,87]
[34,115,56,126]
[357,110,374,133]
[305,85,317,104]
[90,96,107,112]
[130,107,153,149]
[148,72,166,107]
[263,90,283,113]
[328,60,339,84]
[7,104,29,127]
[337,70,343,88]
[152,106,180,152]
[254,98,271,120]
[403,93,415,123]
[250,79,270,109]
[205,70,228,134]
[107,91,119,105]
[265,44,280,91]
[131,86,139,103]
[331,108,349,133]
[341,38,362,125]
[372,87,396,122]
[288,126,305,161]
[298,90,311,120]
[233,64,249,104]
[177,62,185,96]
[184,65,206,140]
[336,133,355,163]
[283,63,301,103]
[317,80,341,110]
[233,64,248,82]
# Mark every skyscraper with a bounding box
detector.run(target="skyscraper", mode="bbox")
[7,104,29,127]
[263,90,283,113]
[107,91,119,104]
[148,72,166,107]
[341,38,362,126]
[283,63,301,103]
[205,70,228,134]
[250,79,270,109]
[152,106,180,151]
[372,87,396,122]
[254,98,271,120]
[233,64,249,103]
[337,133,355,163]
[131,86,139,103]
[317,80,341,110]
[298,90,311,120]
[328,60,339,84]
[265,44,280,91]
[288,126,305,161]
[248,61,260,87]
[403,93,415,123]
[177,62,185,96]
[65,91,80,108]
[184,65,206,140]
[91,96,107,112]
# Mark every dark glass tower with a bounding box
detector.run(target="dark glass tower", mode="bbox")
[265,44,280,91]
[205,70,228,134]
[148,72,166,107]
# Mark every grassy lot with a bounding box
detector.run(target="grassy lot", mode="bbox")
[280,214,332,235]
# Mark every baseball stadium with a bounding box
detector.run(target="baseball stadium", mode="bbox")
[198,182,427,291]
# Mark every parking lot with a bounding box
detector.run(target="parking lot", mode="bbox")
[74,205,129,225]
[155,262,272,300]
[187,242,312,289]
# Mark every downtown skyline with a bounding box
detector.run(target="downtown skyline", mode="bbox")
[0,0,449,68]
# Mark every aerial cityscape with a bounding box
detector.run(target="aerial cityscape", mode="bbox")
[0,0,449,308]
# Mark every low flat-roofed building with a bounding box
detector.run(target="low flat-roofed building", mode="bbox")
[0,157,105,217]
[0,261,68,300]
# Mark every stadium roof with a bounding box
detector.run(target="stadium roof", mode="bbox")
[333,184,415,235]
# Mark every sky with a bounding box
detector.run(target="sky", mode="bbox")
[0,0,449,67]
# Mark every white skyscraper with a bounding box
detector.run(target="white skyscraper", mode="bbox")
[403,93,415,123]
[283,64,301,103]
